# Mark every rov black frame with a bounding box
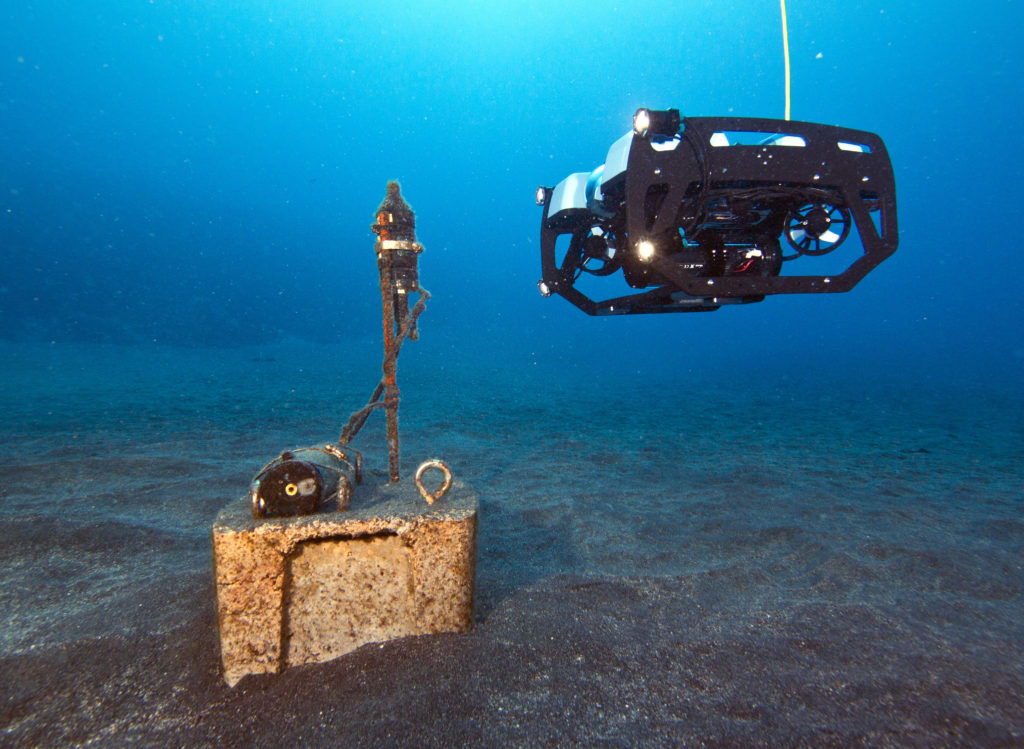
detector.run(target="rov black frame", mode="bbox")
[539,115,898,315]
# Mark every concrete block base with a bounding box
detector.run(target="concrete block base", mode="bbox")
[212,477,477,686]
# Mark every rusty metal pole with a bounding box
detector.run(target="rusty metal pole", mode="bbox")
[371,181,422,482]
[376,248,401,482]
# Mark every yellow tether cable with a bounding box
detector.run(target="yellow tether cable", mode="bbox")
[780,0,791,120]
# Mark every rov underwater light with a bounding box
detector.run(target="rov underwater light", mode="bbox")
[633,107,680,138]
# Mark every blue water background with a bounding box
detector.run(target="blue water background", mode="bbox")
[2,0,1021,386]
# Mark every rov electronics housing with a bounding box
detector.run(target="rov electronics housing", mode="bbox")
[537,110,898,315]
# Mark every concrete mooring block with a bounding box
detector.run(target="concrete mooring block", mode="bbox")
[212,478,477,687]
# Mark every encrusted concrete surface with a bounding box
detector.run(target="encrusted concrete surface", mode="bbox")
[212,478,477,686]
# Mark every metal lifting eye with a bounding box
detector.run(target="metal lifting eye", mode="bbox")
[415,459,453,505]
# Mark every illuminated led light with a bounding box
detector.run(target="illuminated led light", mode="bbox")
[535,186,548,206]
[637,240,655,261]
[634,108,681,137]
[633,108,651,135]
[537,280,552,297]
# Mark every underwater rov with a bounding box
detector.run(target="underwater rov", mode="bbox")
[535,108,898,315]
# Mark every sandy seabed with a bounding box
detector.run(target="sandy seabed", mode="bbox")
[1,340,1021,746]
